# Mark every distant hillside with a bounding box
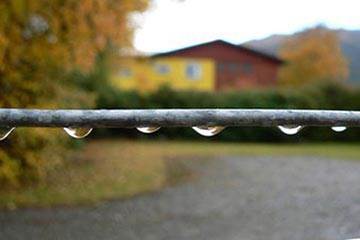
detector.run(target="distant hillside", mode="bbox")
[244,29,360,84]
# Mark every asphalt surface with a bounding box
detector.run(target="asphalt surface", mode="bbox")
[1,155,360,240]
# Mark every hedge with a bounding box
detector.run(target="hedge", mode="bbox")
[95,82,360,142]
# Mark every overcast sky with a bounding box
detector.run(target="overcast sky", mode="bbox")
[134,0,360,53]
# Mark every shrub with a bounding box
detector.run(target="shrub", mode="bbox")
[95,82,360,142]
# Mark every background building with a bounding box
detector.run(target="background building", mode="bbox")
[111,40,283,92]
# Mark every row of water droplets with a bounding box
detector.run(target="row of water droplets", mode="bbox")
[278,125,347,135]
[0,125,348,141]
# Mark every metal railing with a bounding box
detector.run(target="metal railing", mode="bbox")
[1,108,358,139]
[0,108,359,127]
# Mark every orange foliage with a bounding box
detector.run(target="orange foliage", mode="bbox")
[0,0,149,186]
[279,26,349,86]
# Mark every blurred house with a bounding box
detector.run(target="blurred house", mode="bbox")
[111,40,283,92]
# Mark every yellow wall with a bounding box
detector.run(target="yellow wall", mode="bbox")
[110,57,216,92]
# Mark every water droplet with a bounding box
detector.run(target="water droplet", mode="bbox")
[192,126,225,137]
[136,126,160,134]
[63,127,93,139]
[278,125,303,135]
[0,127,15,141]
[331,126,347,132]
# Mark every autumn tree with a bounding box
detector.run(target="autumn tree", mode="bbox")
[0,0,149,186]
[278,26,349,86]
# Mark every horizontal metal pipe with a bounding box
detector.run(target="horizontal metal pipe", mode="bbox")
[0,108,360,128]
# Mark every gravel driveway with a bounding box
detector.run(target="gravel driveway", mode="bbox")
[1,155,360,240]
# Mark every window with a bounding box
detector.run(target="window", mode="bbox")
[118,68,132,77]
[228,63,238,72]
[242,63,253,74]
[186,62,202,80]
[217,63,226,72]
[154,63,170,75]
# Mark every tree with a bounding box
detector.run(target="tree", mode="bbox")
[0,0,149,186]
[278,26,349,86]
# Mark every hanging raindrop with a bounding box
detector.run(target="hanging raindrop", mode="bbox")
[192,126,225,137]
[0,127,15,141]
[331,126,347,132]
[278,125,303,135]
[136,126,161,134]
[63,127,93,139]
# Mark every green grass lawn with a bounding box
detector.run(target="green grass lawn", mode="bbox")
[1,139,360,209]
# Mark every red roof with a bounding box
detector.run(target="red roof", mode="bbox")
[152,39,284,64]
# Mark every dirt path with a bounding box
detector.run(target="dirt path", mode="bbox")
[1,156,360,240]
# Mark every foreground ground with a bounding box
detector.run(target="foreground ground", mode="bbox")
[1,140,360,239]
[1,155,360,239]
[1,140,360,208]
